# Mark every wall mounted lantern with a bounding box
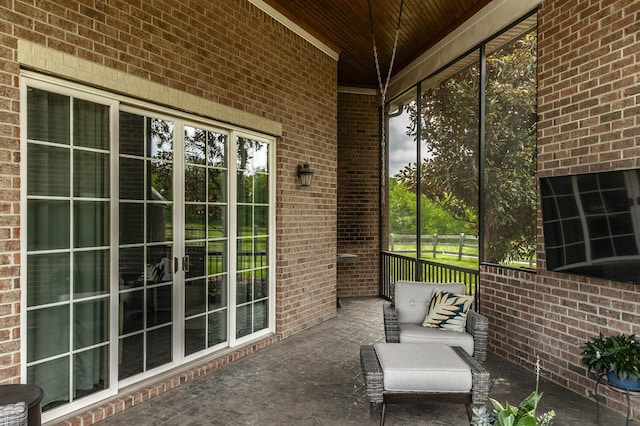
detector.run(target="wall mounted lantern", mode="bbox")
[297,163,314,187]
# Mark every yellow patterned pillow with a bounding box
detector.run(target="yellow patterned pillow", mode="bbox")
[422,289,474,332]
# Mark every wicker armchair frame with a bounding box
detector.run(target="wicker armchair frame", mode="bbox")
[383,302,489,362]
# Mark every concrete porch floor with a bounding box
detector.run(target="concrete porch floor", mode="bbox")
[91,297,628,425]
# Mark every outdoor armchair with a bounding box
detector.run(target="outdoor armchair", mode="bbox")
[383,281,488,362]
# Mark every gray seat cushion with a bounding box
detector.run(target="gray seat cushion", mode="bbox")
[373,343,472,393]
[398,324,474,356]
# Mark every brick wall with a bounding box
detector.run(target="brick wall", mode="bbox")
[0,18,21,384]
[337,92,380,297]
[481,0,640,416]
[0,0,337,410]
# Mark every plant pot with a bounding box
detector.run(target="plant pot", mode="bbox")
[607,371,640,392]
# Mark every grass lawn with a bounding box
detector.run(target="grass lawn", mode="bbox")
[421,254,478,270]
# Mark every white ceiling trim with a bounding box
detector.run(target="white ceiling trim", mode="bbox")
[338,86,378,96]
[248,0,340,61]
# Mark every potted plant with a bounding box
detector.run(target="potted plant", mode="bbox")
[471,392,556,426]
[471,357,555,426]
[580,333,640,392]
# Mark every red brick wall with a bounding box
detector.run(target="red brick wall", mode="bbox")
[0,0,336,388]
[337,92,380,297]
[0,22,21,384]
[481,0,640,416]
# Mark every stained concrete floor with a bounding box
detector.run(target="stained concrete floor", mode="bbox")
[94,297,629,425]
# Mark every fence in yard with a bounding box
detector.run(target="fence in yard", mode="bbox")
[389,233,478,260]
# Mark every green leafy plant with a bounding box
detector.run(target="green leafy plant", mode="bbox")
[471,357,555,426]
[580,333,640,382]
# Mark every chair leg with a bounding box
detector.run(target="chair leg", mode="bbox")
[380,402,387,426]
[465,404,473,421]
[368,402,378,417]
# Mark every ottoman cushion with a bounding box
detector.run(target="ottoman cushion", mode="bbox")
[373,343,472,393]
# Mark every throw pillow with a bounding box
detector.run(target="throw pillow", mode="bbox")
[422,289,474,332]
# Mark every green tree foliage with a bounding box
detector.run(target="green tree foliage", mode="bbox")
[149,118,174,204]
[396,31,537,264]
[483,32,537,263]
[389,178,467,235]
[389,178,417,235]
[151,121,228,203]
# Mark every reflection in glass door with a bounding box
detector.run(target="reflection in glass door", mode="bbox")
[236,136,270,338]
[118,112,174,380]
[183,126,228,356]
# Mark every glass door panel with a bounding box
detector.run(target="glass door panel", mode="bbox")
[183,126,228,356]
[235,137,270,339]
[118,112,175,380]
[26,87,111,411]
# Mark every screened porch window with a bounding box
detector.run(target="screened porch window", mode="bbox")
[386,13,537,272]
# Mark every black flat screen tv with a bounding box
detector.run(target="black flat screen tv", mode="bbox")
[540,168,640,284]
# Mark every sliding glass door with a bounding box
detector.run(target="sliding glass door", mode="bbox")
[23,75,275,420]
[25,86,114,410]
[117,115,236,371]
[183,126,229,356]
[235,137,270,338]
[118,111,175,380]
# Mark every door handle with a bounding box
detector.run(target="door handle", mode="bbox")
[182,255,190,272]
[174,257,179,274]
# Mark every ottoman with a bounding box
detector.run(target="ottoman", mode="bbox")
[360,343,489,425]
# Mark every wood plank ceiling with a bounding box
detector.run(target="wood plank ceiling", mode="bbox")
[263,0,493,88]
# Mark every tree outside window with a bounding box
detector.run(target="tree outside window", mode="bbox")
[389,18,537,269]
